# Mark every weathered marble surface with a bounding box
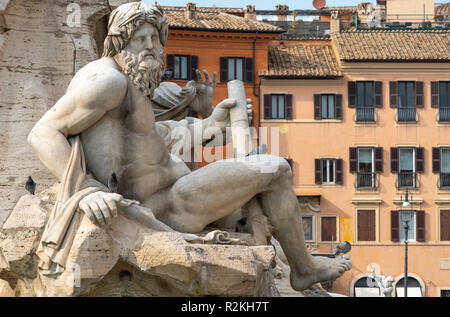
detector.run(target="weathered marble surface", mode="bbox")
[0,187,279,297]
[0,0,133,226]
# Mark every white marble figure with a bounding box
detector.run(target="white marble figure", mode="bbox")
[27,2,351,291]
[369,270,395,297]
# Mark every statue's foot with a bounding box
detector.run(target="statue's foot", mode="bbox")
[290,255,351,291]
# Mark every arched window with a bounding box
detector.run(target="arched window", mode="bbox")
[395,276,423,297]
[353,276,380,297]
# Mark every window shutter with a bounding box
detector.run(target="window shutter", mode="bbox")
[374,81,383,108]
[357,210,367,241]
[335,159,343,185]
[336,94,343,119]
[416,147,424,173]
[367,210,376,241]
[391,210,400,242]
[314,94,321,120]
[349,147,357,173]
[440,210,450,241]
[390,81,398,108]
[244,58,253,83]
[390,147,399,173]
[348,81,356,108]
[263,94,271,119]
[285,94,293,120]
[186,55,191,80]
[220,57,228,82]
[166,54,174,71]
[415,81,424,108]
[416,210,425,242]
[315,159,322,184]
[432,147,441,173]
[189,55,198,80]
[431,81,440,108]
[375,147,383,173]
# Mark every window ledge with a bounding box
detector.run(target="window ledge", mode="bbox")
[261,119,343,123]
[395,121,419,126]
[354,121,377,126]
[437,121,450,126]
[352,197,383,205]
[317,184,342,187]
[395,188,420,195]
[355,189,380,194]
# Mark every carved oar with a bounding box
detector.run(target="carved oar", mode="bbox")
[227,80,251,158]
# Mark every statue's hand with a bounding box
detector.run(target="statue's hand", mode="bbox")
[210,98,253,129]
[78,192,123,227]
[190,70,217,117]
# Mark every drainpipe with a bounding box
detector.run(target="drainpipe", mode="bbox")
[252,31,260,146]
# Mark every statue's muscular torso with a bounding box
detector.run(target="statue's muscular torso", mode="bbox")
[70,58,190,202]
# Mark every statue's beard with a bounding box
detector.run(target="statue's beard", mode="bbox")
[117,49,164,99]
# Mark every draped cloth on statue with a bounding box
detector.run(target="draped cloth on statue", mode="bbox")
[152,81,197,121]
[36,136,107,275]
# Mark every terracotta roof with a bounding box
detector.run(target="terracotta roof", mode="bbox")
[435,2,450,16]
[162,7,283,33]
[259,43,343,78]
[161,6,244,15]
[332,30,450,62]
[321,6,358,14]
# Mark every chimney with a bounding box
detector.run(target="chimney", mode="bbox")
[330,10,340,33]
[185,2,197,20]
[245,5,256,20]
[275,4,289,22]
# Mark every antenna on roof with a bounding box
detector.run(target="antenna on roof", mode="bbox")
[313,0,326,10]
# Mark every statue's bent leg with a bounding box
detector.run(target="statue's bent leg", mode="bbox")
[150,154,351,291]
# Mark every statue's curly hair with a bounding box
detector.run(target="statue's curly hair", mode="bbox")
[102,4,168,58]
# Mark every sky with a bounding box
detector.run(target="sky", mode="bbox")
[143,0,449,10]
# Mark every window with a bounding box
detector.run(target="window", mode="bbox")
[391,210,425,242]
[399,211,416,242]
[302,216,314,241]
[314,158,343,185]
[353,277,381,297]
[432,81,450,122]
[357,210,376,241]
[357,148,375,188]
[390,81,424,122]
[321,216,337,241]
[397,81,416,122]
[441,289,450,297]
[391,147,424,189]
[313,94,342,120]
[220,57,253,82]
[395,277,423,297]
[399,148,415,188]
[166,55,198,80]
[440,210,450,241]
[263,94,293,119]
[348,81,382,122]
[433,147,450,188]
[349,147,383,189]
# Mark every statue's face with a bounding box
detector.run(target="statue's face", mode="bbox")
[124,22,163,63]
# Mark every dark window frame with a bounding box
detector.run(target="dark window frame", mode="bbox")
[355,81,376,122]
[438,81,450,122]
[321,158,336,184]
[321,94,336,119]
[270,94,288,119]
[227,57,245,81]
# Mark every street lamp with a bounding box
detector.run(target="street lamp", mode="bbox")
[402,219,409,297]
[400,188,411,297]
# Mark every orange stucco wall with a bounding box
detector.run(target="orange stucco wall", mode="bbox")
[164,29,280,130]
[261,63,450,297]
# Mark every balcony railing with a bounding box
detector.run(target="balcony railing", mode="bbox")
[439,108,450,122]
[356,107,375,122]
[356,172,377,189]
[397,172,417,188]
[440,173,450,188]
[397,108,417,122]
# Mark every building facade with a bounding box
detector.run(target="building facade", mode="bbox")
[259,29,450,297]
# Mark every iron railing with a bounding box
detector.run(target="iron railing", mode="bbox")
[397,172,417,188]
[397,108,417,122]
[439,108,450,122]
[356,172,377,189]
[356,107,375,122]
[440,173,450,188]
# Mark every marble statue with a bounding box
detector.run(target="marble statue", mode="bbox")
[26,2,351,291]
[368,270,394,297]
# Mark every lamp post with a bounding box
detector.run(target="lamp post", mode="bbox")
[402,219,409,297]
[401,188,411,298]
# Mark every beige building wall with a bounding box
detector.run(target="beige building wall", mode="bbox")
[386,0,435,22]
[260,62,450,296]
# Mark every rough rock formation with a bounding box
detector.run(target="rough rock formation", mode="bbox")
[0,186,280,297]
[0,0,134,226]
